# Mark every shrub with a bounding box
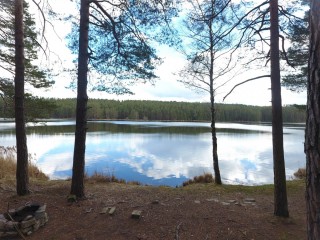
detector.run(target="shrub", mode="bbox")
[182,172,214,187]
[294,168,306,179]
[85,170,140,185]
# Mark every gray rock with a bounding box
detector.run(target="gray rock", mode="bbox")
[221,202,231,206]
[20,218,36,229]
[35,204,46,213]
[21,226,33,234]
[100,207,110,214]
[132,210,142,219]
[206,198,219,202]
[5,221,18,231]
[0,219,8,230]
[24,215,33,221]
[33,220,40,231]
[2,231,18,237]
[244,198,256,203]
[194,200,201,204]
[35,212,46,220]
[108,207,116,215]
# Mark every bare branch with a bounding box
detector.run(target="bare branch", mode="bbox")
[30,0,49,55]
[223,75,271,101]
[279,34,294,68]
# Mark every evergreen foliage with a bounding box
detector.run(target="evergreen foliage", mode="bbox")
[282,0,309,92]
[0,98,304,123]
[67,0,181,94]
[0,0,54,93]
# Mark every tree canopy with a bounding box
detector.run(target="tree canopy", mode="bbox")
[67,0,181,94]
[0,0,54,93]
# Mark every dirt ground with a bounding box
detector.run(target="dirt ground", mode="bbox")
[0,179,306,240]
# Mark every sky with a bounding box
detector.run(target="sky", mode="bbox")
[30,0,307,106]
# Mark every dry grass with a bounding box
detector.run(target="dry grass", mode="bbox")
[182,172,214,186]
[0,146,48,180]
[85,170,141,185]
[294,168,306,179]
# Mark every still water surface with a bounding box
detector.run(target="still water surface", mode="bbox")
[0,120,305,186]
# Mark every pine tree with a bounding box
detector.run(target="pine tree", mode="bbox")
[282,0,309,92]
[0,0,55,119]
[0,0,54,105]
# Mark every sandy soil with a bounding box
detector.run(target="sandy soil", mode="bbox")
[0,179,306,240]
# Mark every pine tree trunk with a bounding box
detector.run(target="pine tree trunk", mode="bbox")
[70,0,90,198]
[269,0,288,217]
[305,1,320,238]
[14,0,29,196]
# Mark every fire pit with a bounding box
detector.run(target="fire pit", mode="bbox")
[0,203,48,238]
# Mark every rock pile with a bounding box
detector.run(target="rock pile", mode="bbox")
[0,203,48,238]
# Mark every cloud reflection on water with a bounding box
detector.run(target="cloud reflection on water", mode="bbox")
[0,121,305,186]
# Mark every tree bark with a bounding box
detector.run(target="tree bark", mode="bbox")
[210,101,222,184]
[70,0,90,198]
[209,0,222,185]
[14,0,29,196]
[269,0,288,217]
[305,0,320,238]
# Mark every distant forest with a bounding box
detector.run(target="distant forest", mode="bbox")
[0,98,304,123]
[0,99,305,123]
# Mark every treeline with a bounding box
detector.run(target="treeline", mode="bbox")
[0,98,305,122]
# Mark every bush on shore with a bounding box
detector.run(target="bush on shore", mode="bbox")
[85,170,141,185]
[183,173,214,187]
[294,168,306,179]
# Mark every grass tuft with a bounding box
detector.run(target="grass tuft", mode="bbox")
[182,172,214,187]
[0,146,48,180]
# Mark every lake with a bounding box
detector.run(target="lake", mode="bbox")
[0,120,305,186]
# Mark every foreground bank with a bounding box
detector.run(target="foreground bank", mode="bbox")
[0,179,306,239]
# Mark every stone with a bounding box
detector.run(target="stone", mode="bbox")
[24,215,33,221]
[100,207,110,214]
[2,231,18,237]
[33,220,40,231]
[0,204,48,238]
[227,200,237,204]
[194,200,201,204]
[131,210,142,219]
[39,213,49,226]
[8,209,15,216]
[244,198,256,203]
[221,202,231,206]
[108,207,116,215]
[35,204,46,213]
[67,194,77,202]
[0,219,7,230]
[5,221,18,231]
[21,226,33,234]
[35,212,46,220]
[20,218,36,229]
